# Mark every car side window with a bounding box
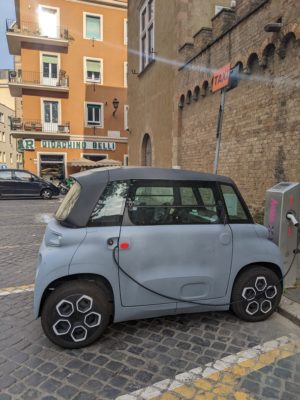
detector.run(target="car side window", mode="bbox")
[220,184,249,222]
[14,171,32,181]
[129,183,175,225]
[178,184,220,224]
[0,171,12,180]
[88,181,129,227]
[128,181,220,225]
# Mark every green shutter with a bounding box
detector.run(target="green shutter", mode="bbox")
[86,15,100,39]
[86,60,100,73]
[42,54,58,64]
[87,104,100,109]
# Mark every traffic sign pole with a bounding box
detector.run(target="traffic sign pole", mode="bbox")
[213,88,226,174]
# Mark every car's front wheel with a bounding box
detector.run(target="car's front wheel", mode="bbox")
[40,189,53,200]
[41,281,112,348]
[231,266,282,322]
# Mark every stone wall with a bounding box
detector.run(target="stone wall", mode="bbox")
[128,0,231,167]
[175,0,300,216]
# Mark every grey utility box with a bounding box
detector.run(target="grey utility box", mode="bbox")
[264,182,300,287]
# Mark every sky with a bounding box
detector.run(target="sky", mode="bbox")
[0,0,16,69]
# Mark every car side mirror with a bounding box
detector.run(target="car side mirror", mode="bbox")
[30,177,35,182]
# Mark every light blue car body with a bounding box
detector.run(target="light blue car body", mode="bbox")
[34,168,283,322]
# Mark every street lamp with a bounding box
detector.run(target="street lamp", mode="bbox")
[112,98,119,116]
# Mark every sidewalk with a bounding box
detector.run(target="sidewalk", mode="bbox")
[278,287,300,327]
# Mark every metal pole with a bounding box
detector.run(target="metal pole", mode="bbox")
[213,88,226,174]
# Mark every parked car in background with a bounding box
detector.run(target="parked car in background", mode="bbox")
[34,167,284,349]
[0,169,60,199]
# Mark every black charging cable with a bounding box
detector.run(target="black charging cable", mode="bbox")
[112,228,299,308]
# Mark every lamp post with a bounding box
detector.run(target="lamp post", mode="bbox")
[112,98,119,116]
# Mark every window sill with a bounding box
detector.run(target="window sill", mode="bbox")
[83,37,102,42]
[85,125,104,129]
[138,59,156,78]
[85,80,102,85]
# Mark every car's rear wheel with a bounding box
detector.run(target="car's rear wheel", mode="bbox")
[41,188,53,200]
[41,281,112,349]
[231,266,282,322]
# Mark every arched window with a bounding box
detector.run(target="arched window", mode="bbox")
[247,53,260,74]
[278,32,296,59]
[193,86,200,101]
[142,133,152,166]
[186,90,192,104]
[202,81,209,97]
[178,94,185,109]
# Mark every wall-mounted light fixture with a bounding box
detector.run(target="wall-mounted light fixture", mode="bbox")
[112,98,119,116]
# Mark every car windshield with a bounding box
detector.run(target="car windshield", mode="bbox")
[55,181,81,221]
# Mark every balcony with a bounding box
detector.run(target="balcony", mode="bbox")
[6,19,70,55]
[10,118,70,139]
[8,70,69,97]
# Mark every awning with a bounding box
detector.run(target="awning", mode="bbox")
[95,159,122,167]
[67,158,96,167]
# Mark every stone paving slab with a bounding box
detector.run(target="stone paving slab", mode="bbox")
[0,289,300,400]
[278,296,300,327]
[284,287,300,304]
[0,199,58,288]
[1,199,300,399]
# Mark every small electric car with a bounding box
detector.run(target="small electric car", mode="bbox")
[34,167,283,348]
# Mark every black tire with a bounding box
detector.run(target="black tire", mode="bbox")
[231,266,282,322]
[41,188,53,200]
[60,187,68,195]
[41,280,112,349]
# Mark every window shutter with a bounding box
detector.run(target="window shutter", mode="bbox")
[42,54,58,64]
[86,60,100,73]
[86,15,100,39]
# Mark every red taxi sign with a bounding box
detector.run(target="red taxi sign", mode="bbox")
[211,64,231,93]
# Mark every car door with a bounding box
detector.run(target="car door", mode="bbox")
[118,180,233,310]
[13,170,41,196]
[0,170,13,196]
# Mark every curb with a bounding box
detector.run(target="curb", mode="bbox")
[116,335,298,400]
[278,295,300,327]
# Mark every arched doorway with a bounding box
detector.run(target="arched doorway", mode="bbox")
[141,133,152,166]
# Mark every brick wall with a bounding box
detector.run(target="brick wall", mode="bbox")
[175,0,300,217]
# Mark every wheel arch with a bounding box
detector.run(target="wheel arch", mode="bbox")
[39,273,115,319]
[232,262,283,293]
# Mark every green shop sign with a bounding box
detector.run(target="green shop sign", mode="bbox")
[41,140,116,151]
[17,139,35,151]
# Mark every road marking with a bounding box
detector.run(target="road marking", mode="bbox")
[0,284,35,296]
[116,335,300,400]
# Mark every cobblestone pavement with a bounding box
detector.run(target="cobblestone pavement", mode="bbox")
[0,199,300,400]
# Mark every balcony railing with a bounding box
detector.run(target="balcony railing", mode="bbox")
[11,118,70,134]
[9,70,69,89]
[6,19,69,40]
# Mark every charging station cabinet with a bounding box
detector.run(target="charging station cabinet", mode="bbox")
[264,182,300,287]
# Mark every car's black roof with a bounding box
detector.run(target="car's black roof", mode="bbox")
[72,167,234,184]
[63,167,250,228]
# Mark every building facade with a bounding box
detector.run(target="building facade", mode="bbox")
[175,0,300,215]
[0,70,22,168]
[129,0,300,216]
[7,0,128,180]
[0,103,22,169]
[128,0,231,167]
